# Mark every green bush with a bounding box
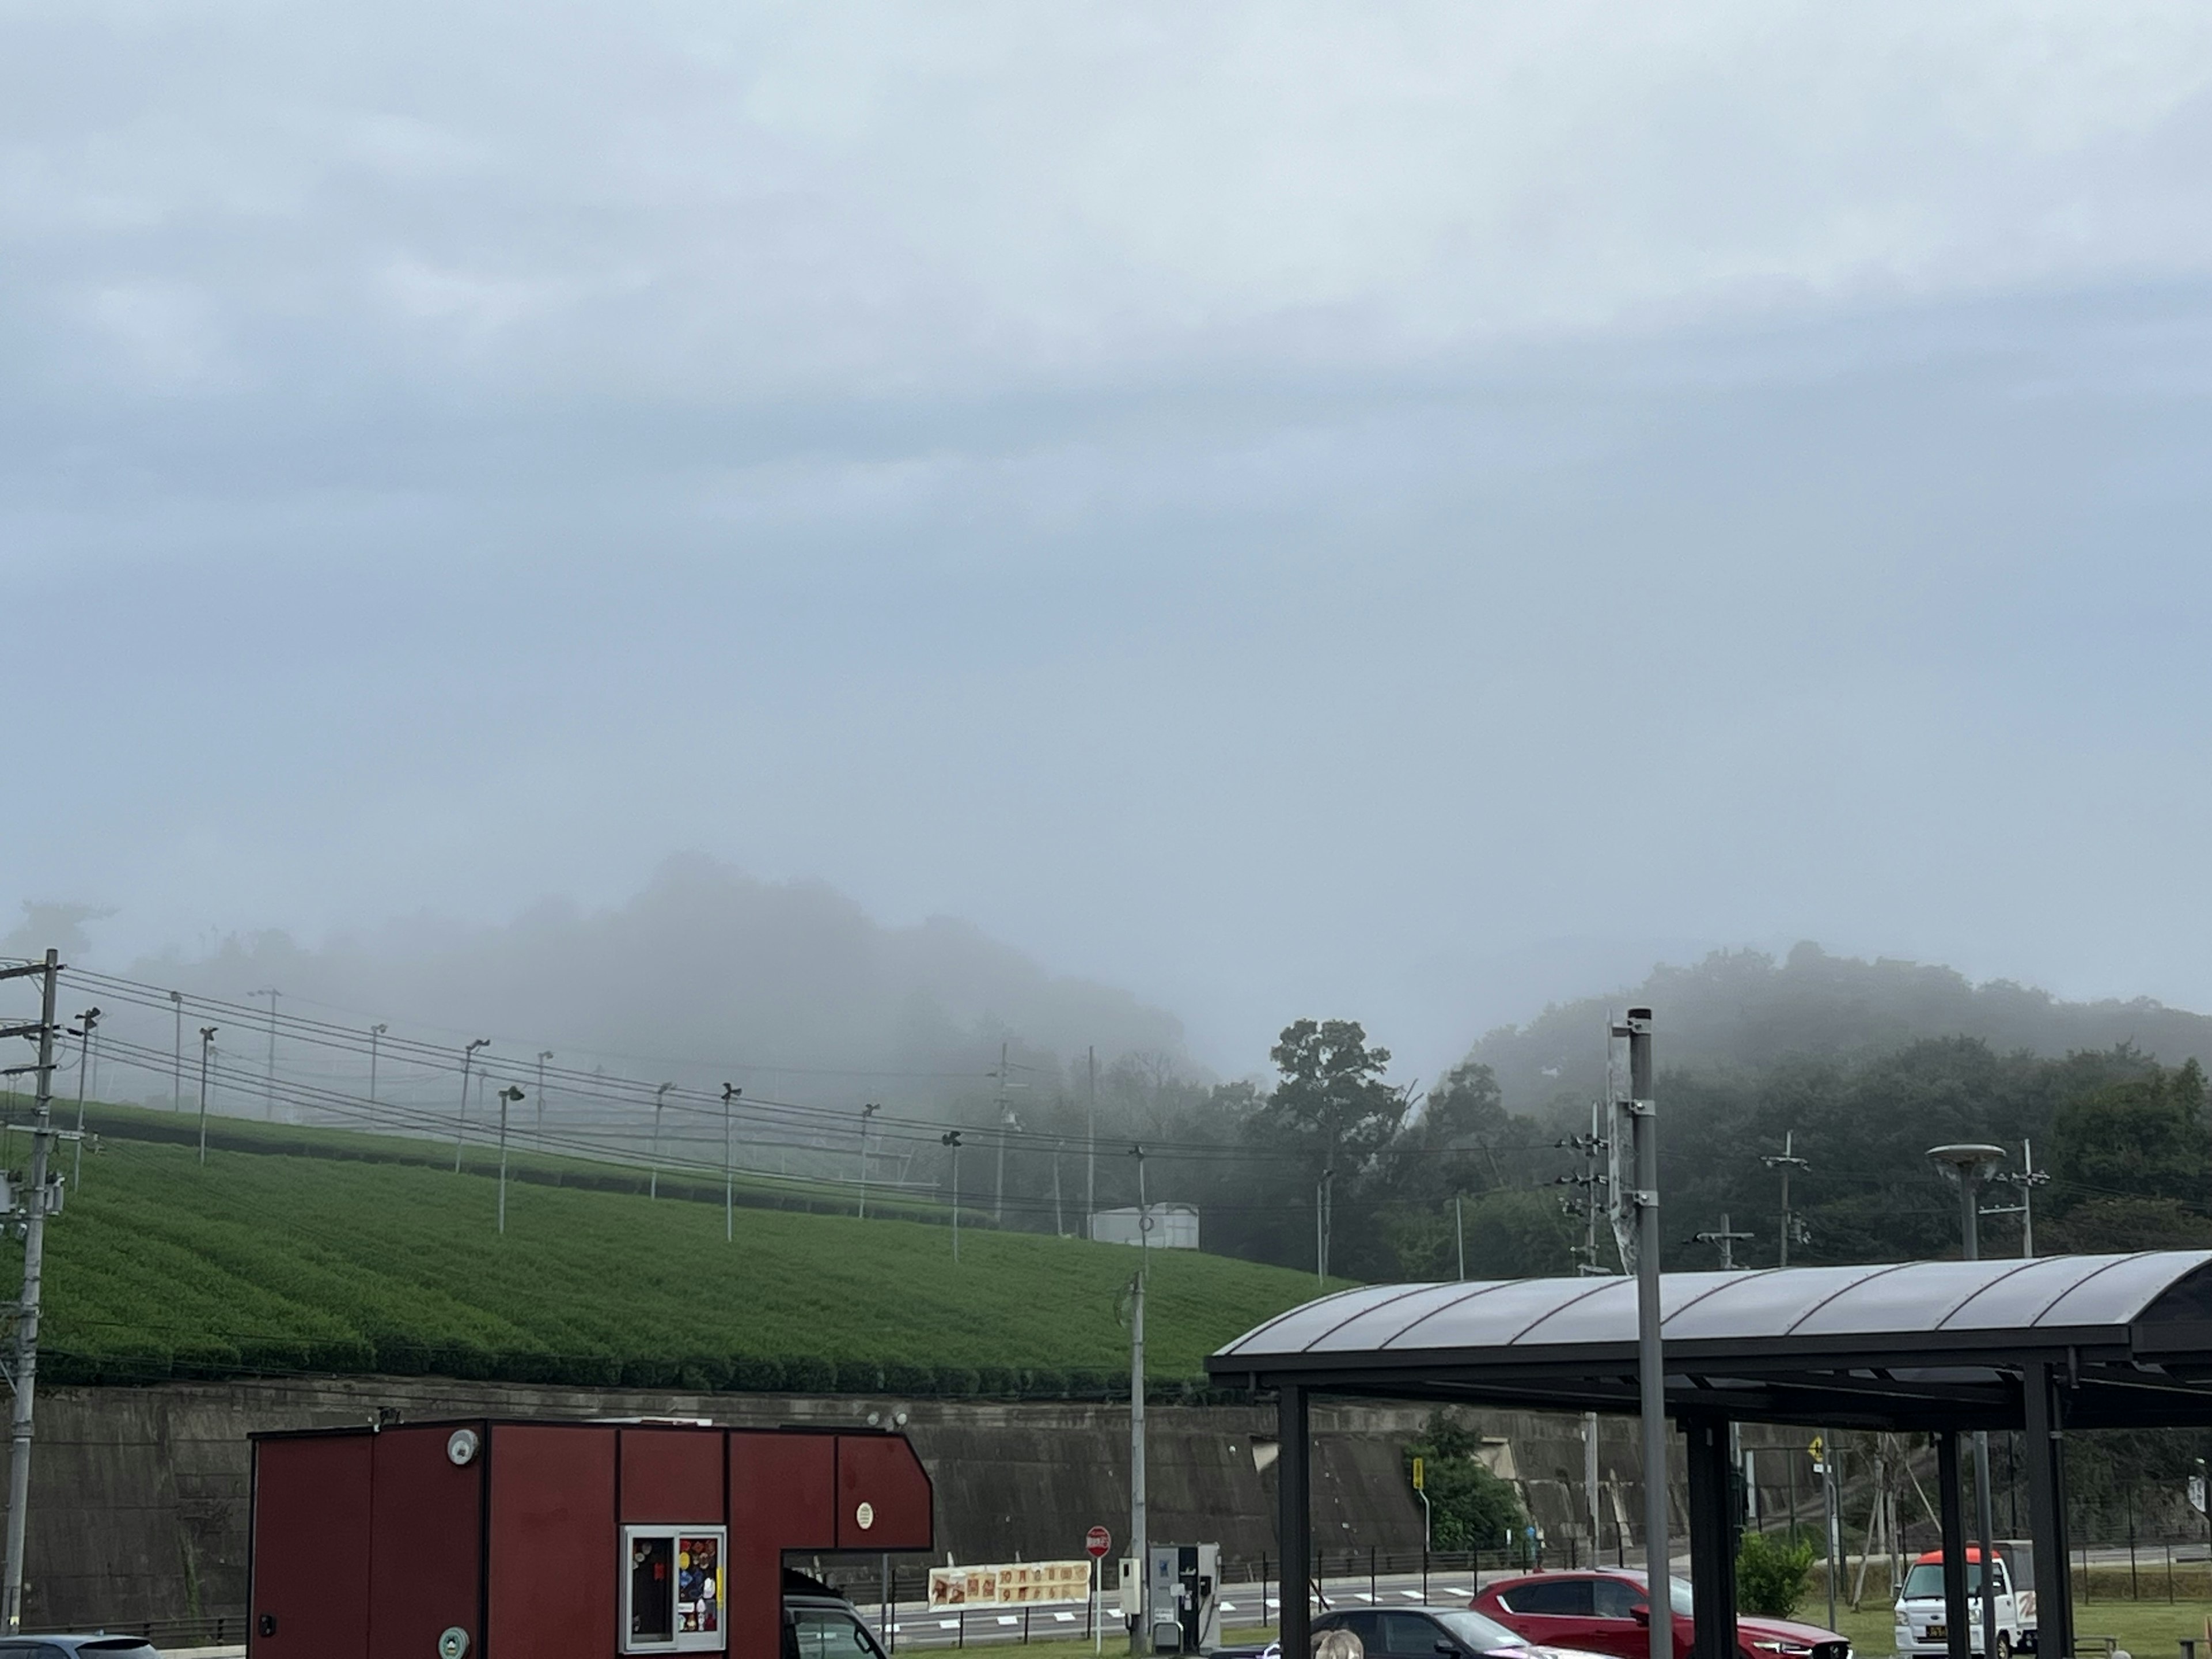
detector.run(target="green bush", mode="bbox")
[834,1359,884,1393]
[881,1361,935,1395]
[732,1355,785,1391]
[1736,1530,1816,1618]
[1403,1411,1526,1552]
[783,1356,836,1392]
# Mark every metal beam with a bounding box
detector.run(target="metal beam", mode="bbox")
[1938,1433,1970,1659]
[2023,1361,2072,1659]
[1684,1415,1738,1659]
[1278,1384,1310,1659]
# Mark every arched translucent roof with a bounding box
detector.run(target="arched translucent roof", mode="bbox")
[1207,1251,2212,1430]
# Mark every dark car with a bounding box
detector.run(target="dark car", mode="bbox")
[0,1640,162,1658]
[782,1569,890,1659]
[1473,1571,1849,1659]
[1312,1603,1613,1659]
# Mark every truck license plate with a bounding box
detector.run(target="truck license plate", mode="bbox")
[1926,1628,1947,1641]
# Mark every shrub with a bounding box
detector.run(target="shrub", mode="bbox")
[782,1355,836,1392]
[975,1364,1018,1396]
[1736,1530,1817,1618]
[881,1361,935,1396]
[1403,1411,1525,1551]
[933,1365,980,1397]
[834,1359,884,1393]
[732,1355,786,1391]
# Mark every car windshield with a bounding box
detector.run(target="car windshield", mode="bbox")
[1436,1609,1528,1651]
[1902,1563,1987,1599]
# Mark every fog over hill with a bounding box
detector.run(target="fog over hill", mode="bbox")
[13,854,1191,1114]
[1467,942,2212,1115]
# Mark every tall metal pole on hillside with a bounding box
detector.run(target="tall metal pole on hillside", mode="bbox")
[535,1050,552,1147]
[169,990,183,1112]
[1762,1132,1809,1267]
[496,1084,524,1234]
[650,1081,675,1199]
[942,1131,964,1262]
[859,1102,880,1219]
[253,987,279,1119]
[1128,1142,1149,1656]
[2,950,62,1634]
[722,1085,741,1241]
[197,1027,218,1163]
[368,1024,387,1113]
[1618,1007,1667,1659]
[454,1037,488,1171]
[69,1006,99,1190]
[1086,1046,1097,1239]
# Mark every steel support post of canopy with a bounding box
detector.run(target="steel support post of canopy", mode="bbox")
[1278,1384,1311,1659]
[2024,1360,2073,1659]
[1940,1433,1972,1659]
[1684,1415,1740,1659]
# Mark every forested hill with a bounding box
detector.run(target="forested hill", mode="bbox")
[1467,943,2212,1113]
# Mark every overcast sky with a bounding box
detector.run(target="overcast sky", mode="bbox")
[10,2,2212,1084]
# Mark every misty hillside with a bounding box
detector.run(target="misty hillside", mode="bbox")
[71,855,1189,1112]
[1467,942,2212,1113]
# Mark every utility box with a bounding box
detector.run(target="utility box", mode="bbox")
[247,1418,933,1659]
[1145,1544,1218,1655]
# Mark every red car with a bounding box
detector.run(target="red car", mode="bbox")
[1474,1570,1850,1659]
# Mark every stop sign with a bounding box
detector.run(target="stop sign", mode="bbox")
[1085,1525,1112,1559]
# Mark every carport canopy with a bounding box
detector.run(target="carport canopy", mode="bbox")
[1208,1251,2212,1659]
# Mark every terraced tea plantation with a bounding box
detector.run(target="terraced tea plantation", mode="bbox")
[29,1122,1334,1395]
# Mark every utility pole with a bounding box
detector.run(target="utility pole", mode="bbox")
[1314,1164,1335,1287]
[991,1042,1029,1225]
[1983,1140,2048,1259]
[859,1103,880,1220]
[169,990,183,1112]
[253,987,279,1119]
[368,1024,387,1111]
[495,1085,524,1233]
[721,1085,741,1241]
[69,1006,99,1190]
[942,1131,964,1262]
[1455,1194,1464,1280]
[650,1082,675,1199]
[1,950,61,1635]
[197,1027,218,1163]
[1086,1046,1097,1238]
[1615,1007,1666,1659]
[536,1051,554,1148]
[1762,1131,1810,1268]
[1128,1143,1149,1656]
[1694,1212,1753,1270]
[454,1037,489,1172]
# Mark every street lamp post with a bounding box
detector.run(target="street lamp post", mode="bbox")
[196,1027,219,1165]
[721,1085,741,1241]
[859,1103,880,1220]
[650,1082,675,1198]
[942,1131,964,1262]
[454,1039,490,1172]
[1931,1143,2008,1659]
[368,1024,387,1113]
[496,1085,525,1234]
[69,1007,99,1190]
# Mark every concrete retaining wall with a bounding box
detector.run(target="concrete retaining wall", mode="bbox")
[25,1375,1812,1631]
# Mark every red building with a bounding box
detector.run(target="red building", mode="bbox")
[247,1419,934,1659]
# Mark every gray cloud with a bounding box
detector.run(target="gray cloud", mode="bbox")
[10,4,2212,1084]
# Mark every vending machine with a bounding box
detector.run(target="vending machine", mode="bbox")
[1145,1544,1219,1655]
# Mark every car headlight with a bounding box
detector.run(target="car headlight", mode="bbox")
[1751,1643,1814,1654]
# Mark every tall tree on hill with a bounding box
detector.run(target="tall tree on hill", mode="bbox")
[1251,1018,1406,1168]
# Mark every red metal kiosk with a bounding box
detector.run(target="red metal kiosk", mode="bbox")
[247,1419,933,1659]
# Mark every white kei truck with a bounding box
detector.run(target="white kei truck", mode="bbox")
[1893,1543,2039,1659]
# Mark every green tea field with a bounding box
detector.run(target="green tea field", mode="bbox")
[27,1119,1334,1395]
